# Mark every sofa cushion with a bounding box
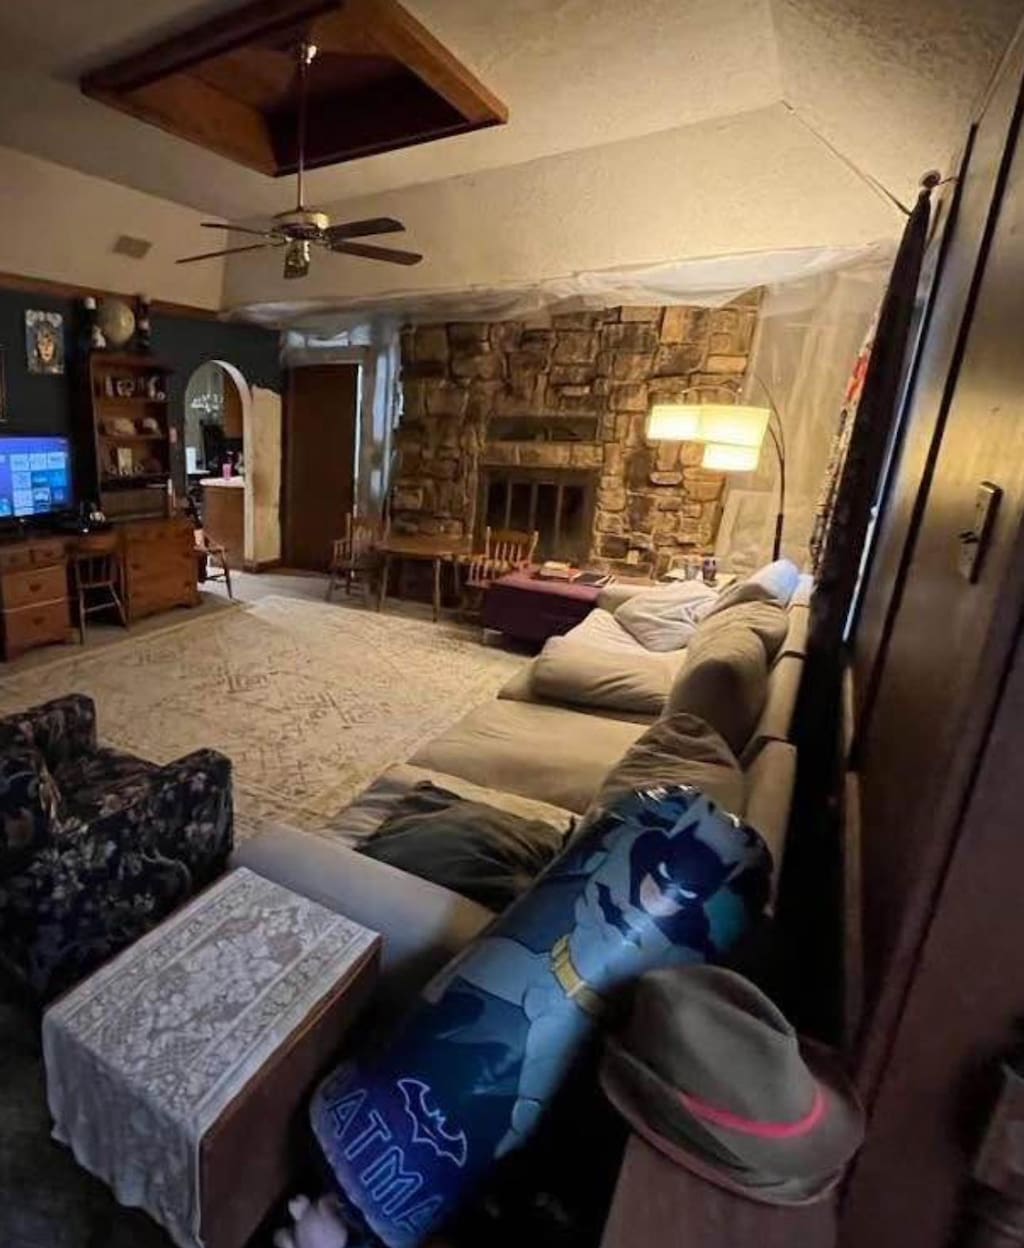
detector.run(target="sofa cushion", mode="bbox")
[742,653,803,765]
[614,581,718,651]
[359,782,568,911]
[700,558,801,620]
[596,713,745,816]
[665,625,768,756]
[531,635,684,716]
[323,763,576,847]
[53,747,157,821]
[233,824,495,1004]
[565,607,652,654]
[410,699,646,813]
[694,600,789,664]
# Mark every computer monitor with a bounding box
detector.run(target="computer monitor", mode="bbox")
[0,434,74,520]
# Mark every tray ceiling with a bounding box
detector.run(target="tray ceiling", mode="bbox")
[80,0,507,178]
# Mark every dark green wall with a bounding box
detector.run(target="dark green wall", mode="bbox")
[0,287,74,434]
[0,286,280,491]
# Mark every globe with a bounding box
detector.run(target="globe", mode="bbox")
[96,299,136,348]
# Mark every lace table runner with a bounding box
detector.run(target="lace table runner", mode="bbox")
[42,867,378,1248]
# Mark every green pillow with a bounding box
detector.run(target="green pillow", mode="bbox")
[358,782,570,911]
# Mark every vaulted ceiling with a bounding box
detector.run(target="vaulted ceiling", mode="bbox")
[0,0,1019,313]
[0,0,1016,219]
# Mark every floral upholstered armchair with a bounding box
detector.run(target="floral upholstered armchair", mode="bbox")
[0,694,233,999]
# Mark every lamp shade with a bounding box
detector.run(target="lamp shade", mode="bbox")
[694,404,771,449]
[646,404,701,442]
[702,441,762,472]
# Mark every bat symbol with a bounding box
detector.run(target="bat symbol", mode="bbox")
[397,1078,468,1168]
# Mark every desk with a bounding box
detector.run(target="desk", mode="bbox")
[376,534,471,622]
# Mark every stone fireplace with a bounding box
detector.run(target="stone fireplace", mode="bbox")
[392,296,760,574]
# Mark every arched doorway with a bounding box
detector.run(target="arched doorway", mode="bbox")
[184,359,281,571]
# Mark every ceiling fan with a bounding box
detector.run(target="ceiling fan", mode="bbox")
[177,41,423,280]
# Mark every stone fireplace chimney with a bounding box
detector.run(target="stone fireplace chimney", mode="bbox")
[392,297,760,575]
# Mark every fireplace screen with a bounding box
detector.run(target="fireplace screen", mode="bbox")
[480,468,596,563]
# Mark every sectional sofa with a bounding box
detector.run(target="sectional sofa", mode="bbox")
[235,562,811,1003]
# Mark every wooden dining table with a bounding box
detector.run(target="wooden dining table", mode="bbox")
[375,533,472,622]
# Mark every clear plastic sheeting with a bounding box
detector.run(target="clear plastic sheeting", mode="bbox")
[273,240,895,547]
[233,241,896,330]
[718,250,893,573]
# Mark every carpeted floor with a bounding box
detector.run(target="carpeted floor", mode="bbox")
[0,593,525,1247]
[0,593,525,838]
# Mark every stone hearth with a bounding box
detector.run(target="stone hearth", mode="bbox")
[393,296,759,574]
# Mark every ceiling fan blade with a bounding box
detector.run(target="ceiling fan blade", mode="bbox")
[200,222,275,239]
[324,217,406,242]
[176,242,277,265]
[329,241,423,266]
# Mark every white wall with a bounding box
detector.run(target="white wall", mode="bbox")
[0,145,226,308]
[223,103,902,315]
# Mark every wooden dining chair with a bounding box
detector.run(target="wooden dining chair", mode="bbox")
[194,529,233,600]
[70,533,127,643]
[487,526,539,568]
[458,527,538,619]
[326,514,381,602]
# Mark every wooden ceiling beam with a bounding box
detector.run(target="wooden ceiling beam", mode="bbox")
[311,0,507,126]
[82,0,337,94]
[119,76,278,175]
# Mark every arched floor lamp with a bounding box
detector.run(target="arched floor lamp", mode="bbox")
[647,385,787,559]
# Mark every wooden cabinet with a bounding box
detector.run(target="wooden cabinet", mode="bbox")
[0,520,198,659]
[119,517,199,623]
[0,538,72,659]
[75,352,174,522]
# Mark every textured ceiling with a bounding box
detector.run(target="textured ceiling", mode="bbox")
[0,0,1020,315]
[0,0,782,220]
[0,0,1016,220]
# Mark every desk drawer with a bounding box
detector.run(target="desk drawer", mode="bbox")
[0,540,65,572]
[3,599,71,656]
[124,548,193,579]
[130,578,196,620]
[2,564,68,610]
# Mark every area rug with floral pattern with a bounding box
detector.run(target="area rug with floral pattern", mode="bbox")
[0,596,525,840]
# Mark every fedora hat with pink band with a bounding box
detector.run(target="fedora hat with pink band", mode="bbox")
[600,965,864,1205]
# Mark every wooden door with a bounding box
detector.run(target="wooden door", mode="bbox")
[282,365,357,571]
[838,33,1024,1248]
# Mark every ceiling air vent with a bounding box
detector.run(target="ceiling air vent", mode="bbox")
[112,234,152,259]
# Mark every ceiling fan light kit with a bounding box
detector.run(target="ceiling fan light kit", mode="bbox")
[175,40,424,279]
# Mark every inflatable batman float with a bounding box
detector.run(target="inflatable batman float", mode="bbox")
[310,784,773,1247]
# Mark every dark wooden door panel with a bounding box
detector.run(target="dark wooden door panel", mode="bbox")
[850,36,1024,1051]
[283,365,357,571]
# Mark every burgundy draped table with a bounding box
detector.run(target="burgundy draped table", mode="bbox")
[483,569,602,644]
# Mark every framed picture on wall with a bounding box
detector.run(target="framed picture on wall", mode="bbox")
[25,310,65,375]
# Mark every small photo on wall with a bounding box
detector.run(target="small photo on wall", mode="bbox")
[25,310,65,375]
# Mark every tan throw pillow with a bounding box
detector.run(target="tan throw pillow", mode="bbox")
[694,600,789,664]
[665,625,768,755]
[532,637,684,716]
[596,713,745,816]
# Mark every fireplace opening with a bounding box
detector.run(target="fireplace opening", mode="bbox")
[479,468,596,563]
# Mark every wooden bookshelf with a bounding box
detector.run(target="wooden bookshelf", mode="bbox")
[76,352,174,520]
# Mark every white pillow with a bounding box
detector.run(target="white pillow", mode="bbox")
[614,581,718,652]
[701,559,801,621]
